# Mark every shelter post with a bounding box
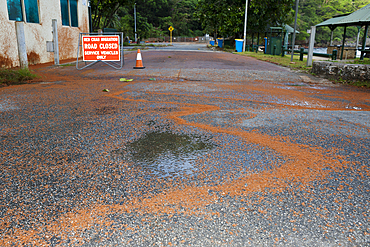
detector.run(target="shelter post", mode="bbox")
[307,26,316,66]
[355,26,361,57]
[340,26,347,60]
[360,25,368,60]
[330,28,334,46]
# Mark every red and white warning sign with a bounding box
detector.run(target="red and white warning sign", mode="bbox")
[82,36,120,61]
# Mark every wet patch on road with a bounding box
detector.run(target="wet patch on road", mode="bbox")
[112,129,215,178]
[0,99,18,112]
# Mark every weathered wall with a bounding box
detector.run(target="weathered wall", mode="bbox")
[0,0,89,67]
[58,0,89,61]
[327,46,356,59]
[0,0,18,67]
[312,61,370,81]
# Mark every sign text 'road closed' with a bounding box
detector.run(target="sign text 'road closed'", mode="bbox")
[82,36,120,61]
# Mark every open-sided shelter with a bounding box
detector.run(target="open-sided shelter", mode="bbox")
[316,3,370,60]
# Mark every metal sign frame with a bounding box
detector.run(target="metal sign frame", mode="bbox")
[76,32,124,70]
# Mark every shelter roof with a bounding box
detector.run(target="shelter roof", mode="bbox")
[268,24,299,33]
[316,3,370,27]
[316,15,346,27]
[284,24,299,33]
[335,3,370,26]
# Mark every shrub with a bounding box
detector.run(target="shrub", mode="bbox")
[0,68,37,85]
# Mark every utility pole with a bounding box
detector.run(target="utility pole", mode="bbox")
[291,0,299,62]
[134,3,137,43]
[242,0,248,52]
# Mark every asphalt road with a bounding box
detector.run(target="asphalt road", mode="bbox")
[1,44,369,246]
[149,42,211,52]
[125,42,211,52]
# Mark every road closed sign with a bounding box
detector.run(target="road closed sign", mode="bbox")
[82,36,120,61]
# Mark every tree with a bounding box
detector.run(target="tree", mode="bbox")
[170,0,202,36]
[91,0,134,31]
[91,0,204,39]
[296,0,370,44]
[195,0,295,39]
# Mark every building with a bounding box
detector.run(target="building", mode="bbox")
[0,0,90,68]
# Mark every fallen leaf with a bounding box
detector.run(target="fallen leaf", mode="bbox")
[120,78,133,82]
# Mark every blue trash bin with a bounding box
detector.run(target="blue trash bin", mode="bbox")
[210,40,215,46]
[217,38,223,48]
[235,39,244,52]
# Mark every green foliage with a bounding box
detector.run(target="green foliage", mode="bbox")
[0,68,37,85]
[170,0,202,36]
[296,0,370,44]
[91,0,203,40]
[195,0,295,39]
[351,58,370,64]
[350,80,370,87]
[90,0,133,31]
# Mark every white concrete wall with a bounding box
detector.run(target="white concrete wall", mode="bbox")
[0,0,89,67]
[0,0,18,67]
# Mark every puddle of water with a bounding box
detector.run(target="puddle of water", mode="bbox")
[113,131,214,177]
[346,106,362,110]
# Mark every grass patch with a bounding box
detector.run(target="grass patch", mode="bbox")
[0,68,38,86]
[60,63,75,67]
[123,42,171,48]
[239,51,311,72]
[238,51,370,88]
[145,44,171,47]
[348,58,370,65]
[124,43,172,51]
[350,80,370,87]
[126,47,148,51]
[329,58,370,65]
[342,79,370,88]
[123,42,140,46]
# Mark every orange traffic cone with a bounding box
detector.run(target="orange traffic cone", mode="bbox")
[133,49,145,69]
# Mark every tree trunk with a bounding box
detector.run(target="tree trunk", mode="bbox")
[92,0,102,30]
[103,3,120,29]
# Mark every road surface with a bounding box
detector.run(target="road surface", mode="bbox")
[1,44,369,246]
